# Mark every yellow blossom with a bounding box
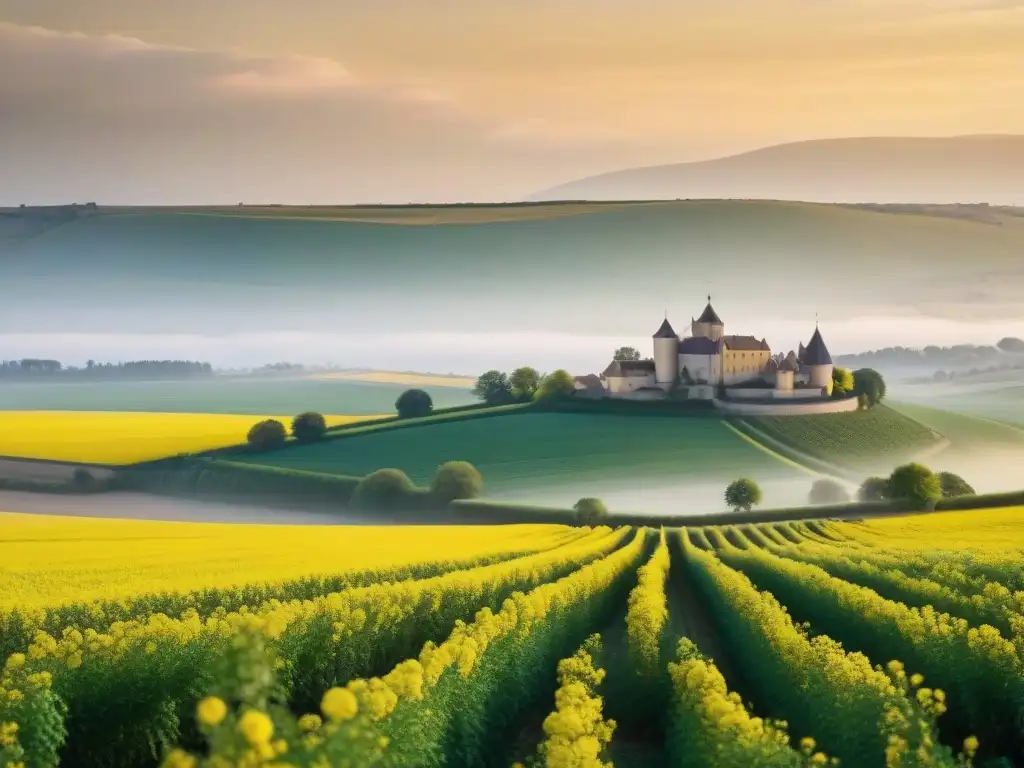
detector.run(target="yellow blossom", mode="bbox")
[196,696,228,727]
[238,711,274,746]
[321,687,359,722]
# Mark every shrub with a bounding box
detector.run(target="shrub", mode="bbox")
[395,389,433,419]
[853,368,887,408]
[808,478,850,505]
[431,461,484,503]
[573,497,609,526]
[291,412,327,443]
[858,476,890,502]
[246,419,287,452]
[724,478,762,513]
[887,462,942,509]
[535,369,576,401]
[937,471,975,498]
[351,468,415,511]
[831,367,854,398]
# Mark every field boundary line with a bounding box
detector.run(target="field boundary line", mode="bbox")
[720,420,824,478]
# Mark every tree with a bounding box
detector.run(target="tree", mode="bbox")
[809,478,850,505]
[351,468,415,511]
[395,388,433,419]
[535,369,576,401]
[291,411,327,443]
[473,370,513,405]
[886,463,942,509]
[574,497,609,526]
[724,478,763,513]
[937,471,975,498]
[247,419,287,452]
[432,461,484,503]
[509,367,541,401]
[853,369,887,408]
[613,347,641,362]
[858,476,890,502]
[997,337,1024,353]
[831,367,854,398]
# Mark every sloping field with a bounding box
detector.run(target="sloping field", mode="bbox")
[0,411,384,465]
[739,405,944,473]
[889,402,1024,451]
[233,412,806,493]
[893,382,1024,429]
[1,506,1022,767]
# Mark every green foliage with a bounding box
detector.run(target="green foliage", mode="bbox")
[831,367,855,398]
[857,476,890,502]
[472,370,513,405]
[887,463,942,509]
[291,412,327,443]
[395,388,434,419]
[430,460,483,504]
[509,367,541,401]
[808,478,850,505]
[573,497,609,526]
[350,468,416,511]
[853,368,887,408]
[937,471,975,498]
[246,419,288,452]
[724,478,763,512]
[535,369,576,401]
[613,346,641,361]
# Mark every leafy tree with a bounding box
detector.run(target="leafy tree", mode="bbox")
[831,367,855,398]
[858,476,890,502]
[613,347,641,362]
[431,461,484,503]
[573,497,609,526]
[724,478,763,513]
[247,419,287,452]
[997,337,1024,353]
[472,370,513,405]
[808,478,850,505]
[395,388,433,419]
[351,468,415,511]
[291,411,327,443]
[937,471,975,498]
[853,368,887,408]
[509,367,541,401]
[887,463,942,509]
[535,369,576,401]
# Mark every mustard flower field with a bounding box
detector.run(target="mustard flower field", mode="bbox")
[1,507,1022,767]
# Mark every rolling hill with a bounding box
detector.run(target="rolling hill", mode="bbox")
[528,135,1024,204]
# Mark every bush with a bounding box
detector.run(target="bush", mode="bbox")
[535,369,576,401]
[858,476,890,502]
[937,471,975,498]
[808,478,850,505]
[247,419,288,452]
[887,462,942,509]
[724,478,762,512]
[351,468,416,511]
[291,412,327,443]
[395,389,433,419]
[853,368,887,408]
[431,461,483,504]
[573,497,609,526]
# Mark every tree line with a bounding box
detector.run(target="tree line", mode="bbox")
[471,367,577,405]
[0,359,214,380]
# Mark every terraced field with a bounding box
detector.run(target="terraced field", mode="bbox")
[1,505,1020,767]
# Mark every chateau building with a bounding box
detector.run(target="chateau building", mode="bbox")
[595,297,834,401]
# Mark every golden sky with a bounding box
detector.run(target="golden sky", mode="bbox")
[1,0,1022,202]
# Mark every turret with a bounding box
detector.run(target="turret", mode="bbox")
[652,317,680,386]
[691,296,724,341]
[803,326,834,390]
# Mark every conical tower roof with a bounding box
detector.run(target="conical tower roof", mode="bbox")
[653,318,677,339]
[697,295,723,325]
[803,327,833,365]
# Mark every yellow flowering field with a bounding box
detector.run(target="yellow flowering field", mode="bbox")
[2,505,1022,767]
[0,410,387,464]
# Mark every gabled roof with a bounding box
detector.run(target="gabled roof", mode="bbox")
[653,318,678,339]
[803,327,833,365]
[779,357,800,372]
[602,359,656,378]
[721,335,771,352]
[679,337,720,355]
[696,300,723,325]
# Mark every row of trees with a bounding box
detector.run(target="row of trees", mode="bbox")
[0,359,214,379]
[246,412,329,451]
[472,368,576,405]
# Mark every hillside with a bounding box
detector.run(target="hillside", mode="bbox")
[529,135,1024,204]
[3,201,1023,336]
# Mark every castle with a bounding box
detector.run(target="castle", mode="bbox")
[588,297,834,401]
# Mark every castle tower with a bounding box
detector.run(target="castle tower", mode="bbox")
[803,325,834,391]
[691,296,724,341]
[652,316,680,387]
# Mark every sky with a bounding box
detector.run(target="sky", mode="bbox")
[2,0,1024,203]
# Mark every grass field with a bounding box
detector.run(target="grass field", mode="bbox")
[1,507,1021,767]
[0,377,474,416]
[889,401,1024,451]
[893,380,1024,428]
[310,371,477,388]
[0,411,385,464]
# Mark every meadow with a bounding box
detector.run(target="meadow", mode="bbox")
[1,505,1021,767]
[0,411,386,465]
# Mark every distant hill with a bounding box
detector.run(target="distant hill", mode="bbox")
[529,136,1024,204]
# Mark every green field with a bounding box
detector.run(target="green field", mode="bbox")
[233,412,806,498]
[889,401,1024,452]
[0,377,474,415]
[893,379,1024,428]
[739,406,944,473]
